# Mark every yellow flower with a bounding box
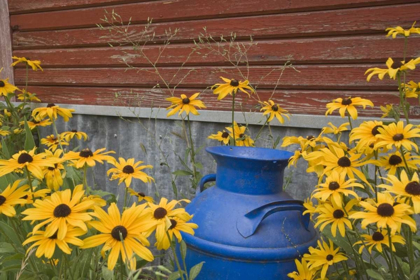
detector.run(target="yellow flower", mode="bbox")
[208,130,230,145]
[386,22,420,38]
[22,188,94,240]
[0,129,10,136]
[260,100,290,124]
[128,188,154,203]
[349,120,383,151]
[212,77,254,100]
[354,229,405,254]
[322,122,349,135]
[287,259,317,280]
[365,57,420,81]
[41,134,69,152]
[23,227,84,259]
[0,78,18,96]
[43,150,66,191]
[32,104,75,122]
[315,200,356,237]
[17,89,41,102]
[225,121,254,147]
[81,203,154,270]
[61,130,88,142]
[0,180,29,217]
[166,93,206,117]
[155,216,198,250]
[0,148,57,179]
[303,239,347,280]
[375,121,420,152]
[325,97,373,120]
[403,81,420,98]
[11,56,43,71]
[373,151,420,176]
[350,192,416,234]
[379,170,420,213]
[24,117,52,130]
[64,148,115,169]
[380,104,394,118]
[107,158,154,187]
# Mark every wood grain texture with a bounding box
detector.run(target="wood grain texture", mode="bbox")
[26,85,404,117]
[12,3,420,49]
[9,0,419,31]
[12,35,420,67]
[14,65,420,90]
[1,0,14,82]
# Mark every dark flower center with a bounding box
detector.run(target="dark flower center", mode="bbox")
[111,225,128,241]
[307,135,314,140]
[405,181,420,196]
[333,209,345,219]
[47,103,56,107]
[239,134,244,138]
[154,207,167,219]
[393,60,404,69]
[341,98,352,105]
[53,204,71,217]
[337,157,351,167]
[372,232,384,241]
[230,80,239,87]
[392,134,404,141]
[21,195,28,199]
[328,181,340,191]
[169,219,177,230]
[388,155,402,166]
[137,192,145,197]
[0,81,5,87]
[376,203,394,217]
[49,231,58,240]
[371,125,383,136]
[122,165,135,174]
[221,132,229,138]
[18,153,33,164]
[0,196,6,206]
[71,129,78,133]
[182,98,190,104]
[79,148,93,158]
[326,254,334,261]
[271,105,279,112]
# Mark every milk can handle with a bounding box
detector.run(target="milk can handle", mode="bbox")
[197,173,216,195]
[236,200,310,238]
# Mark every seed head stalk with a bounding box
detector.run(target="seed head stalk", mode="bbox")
[186,115,198,189]
[231,92,236,146]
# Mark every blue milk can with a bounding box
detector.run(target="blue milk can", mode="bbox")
[182,146,318,279]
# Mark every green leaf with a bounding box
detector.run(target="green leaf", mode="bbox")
[1,139,10,159]
[101,266,114,280]
[412,241,420,251]
[172,181,178,197]
[366,269,384,280]
[410,265,420,280]
[168,271,181,280]
[0,242,15,254]
[272,136,281,149]
[194,162,203,170]
[189,261,204,280]
[0,221,23,249]
[139,143,147,155]
[23,118,35,151]
[180,240,187,260]
[172,170,193,176]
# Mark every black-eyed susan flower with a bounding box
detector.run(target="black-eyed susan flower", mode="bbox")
[0,148,57,180]
[312,170,362,206]
[41,135,69,152]
[208,130,230,145]
[380,104,394,118]
[17,89,41,102]
[315,200,356,237]
[350,192,415,234]
[386,22,420,38]
[61,130,88,142]
[225,121,254,147]
[375,121,420,152]
[22,227,85,258]
[287,259,317,280]
[11,56,43,71]
[81,203,154,270]
[0,129,10,137]
[365,57,420,81]
[128,188,153,203]
[325,97,373,120]
[374,151,420,176]
[349,120,383,151]
[155,216,198,250]
[260,100,290,124]
[212,77,254,100]
[354,229,405,254]
[22,188,94,240]
[0,180,29,217]
[32,104,75,122]
[143,198,191,246]
[107,158,154,188]
[403,81,420,98]
[0,78,18,96]
[282,136,306,148]
[303,239,347,280]
[25,117,52,130]
[166,93,206,117]
[43,150,66,191]
[21,187,50,206]
[303,198,319,219]
[64,148,115,169]
[379,170,420,213]
[322,122,350,135]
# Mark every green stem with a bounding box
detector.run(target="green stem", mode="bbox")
[25,64,29,93]
[400,146,412,177]
[25,166,35,200]
[345,233,366,280]
[397,74,410,124]
[52,119,65,151]
[387,226,397,279]
[123,187,129,209]
[347,114,353,130]
[119,255,124,280]
[254,118,269,142]
[83,164,88,190]
[231,93,236,146]
[170,236,185,280]
[186,115,198,189]
[406,226,416,278]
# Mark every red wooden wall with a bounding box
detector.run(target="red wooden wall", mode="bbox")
[7,0,420,117]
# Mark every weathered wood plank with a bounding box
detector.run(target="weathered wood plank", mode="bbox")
[12,35,420,67]
[9,0,419,31]
[12,3,420,49]
[0,0,14,83]
[14,65,420,90]
[26,85,405,117]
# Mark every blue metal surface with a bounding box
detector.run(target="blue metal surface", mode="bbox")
[182,146,318,279]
